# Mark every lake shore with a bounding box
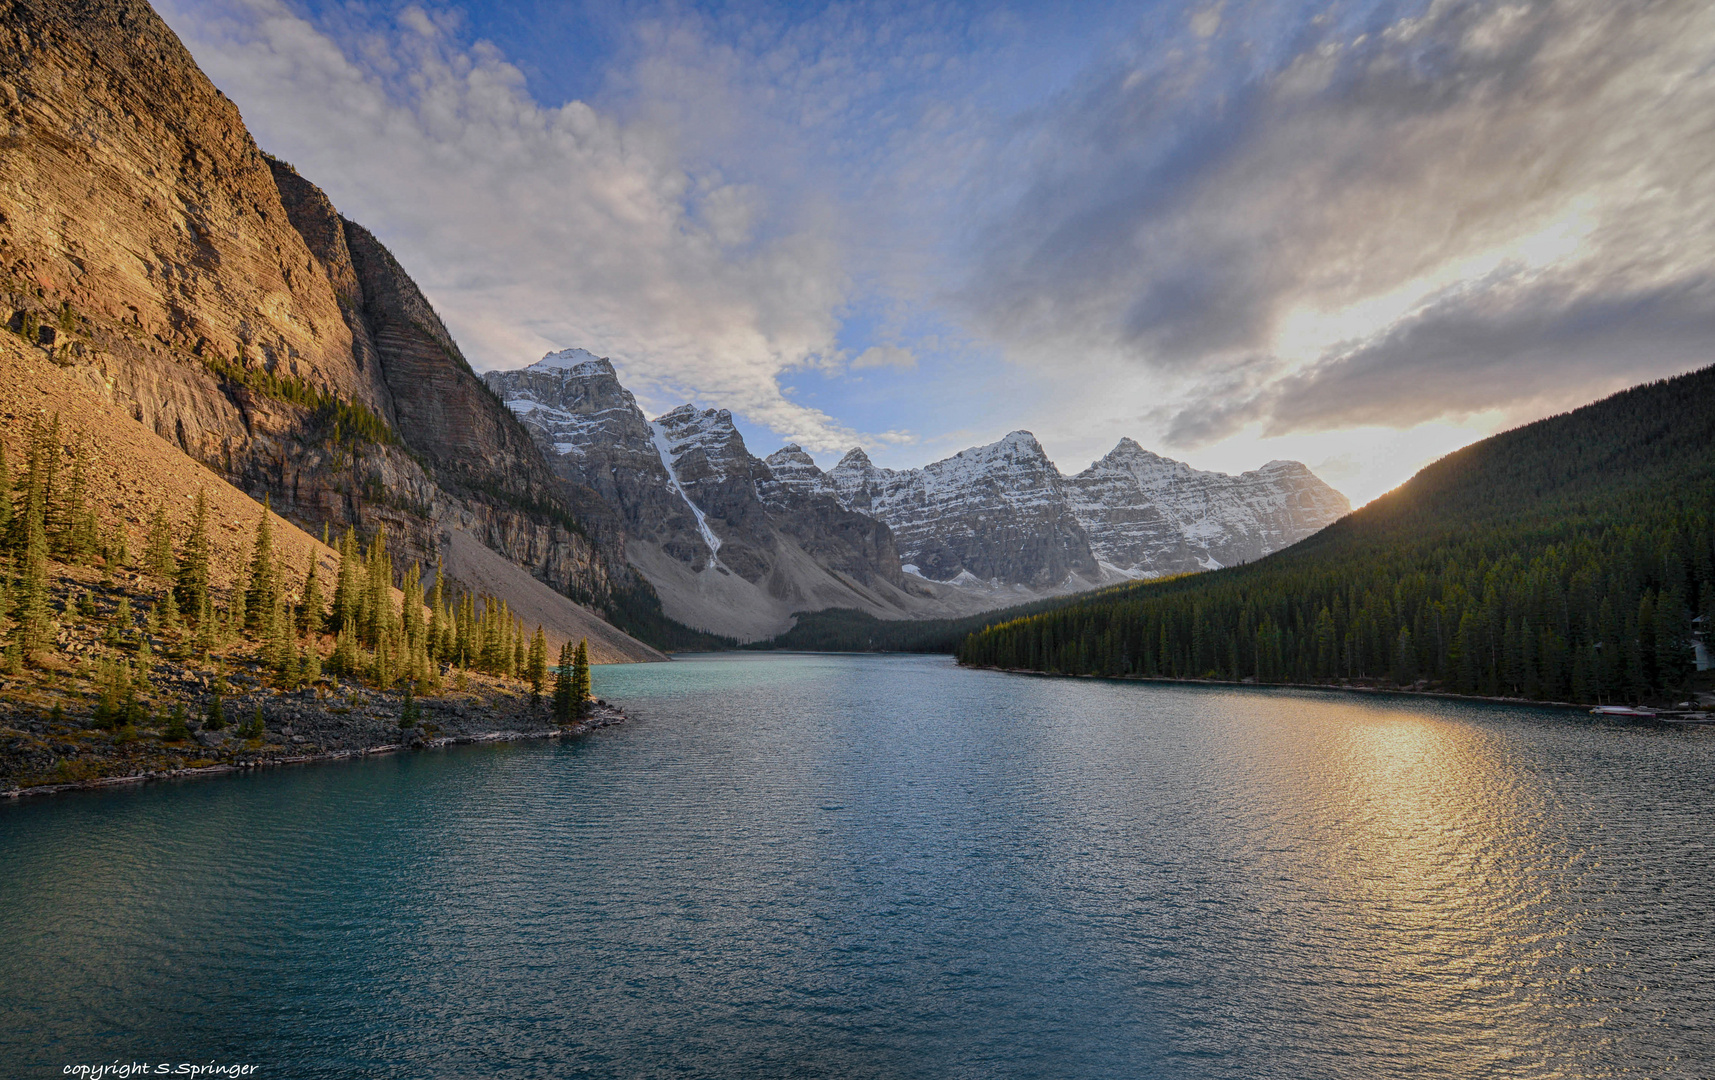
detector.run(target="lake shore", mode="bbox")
[958,663,1712,715]
[1,695,628,799]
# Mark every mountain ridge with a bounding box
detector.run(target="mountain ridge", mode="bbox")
[485,349,1350,639]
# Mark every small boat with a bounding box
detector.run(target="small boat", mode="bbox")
[1590,706,1658,718]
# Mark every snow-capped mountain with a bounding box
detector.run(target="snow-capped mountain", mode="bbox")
[821,432,1350,584]
[1064,439,1350,574]
[485,355,928,640]
[824,433,1101,589]
[486,350,1350,638]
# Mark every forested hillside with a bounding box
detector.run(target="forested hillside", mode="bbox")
[958,366,1715,705]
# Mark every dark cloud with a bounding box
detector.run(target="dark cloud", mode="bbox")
[1164,269,1715,444]
[1265,272,1715,431]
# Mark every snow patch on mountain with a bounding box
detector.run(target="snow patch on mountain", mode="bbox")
[649,418,722,562]
[828,431,1349,585]
[530,347,610,377]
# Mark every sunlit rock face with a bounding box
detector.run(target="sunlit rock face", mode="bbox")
[1063,439,1352,575]
[0,0,621,607]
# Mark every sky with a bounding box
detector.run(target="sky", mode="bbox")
[155,0,1715,505]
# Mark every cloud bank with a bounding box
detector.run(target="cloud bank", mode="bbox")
[967,0,1715,448]
[156,0,1715,497]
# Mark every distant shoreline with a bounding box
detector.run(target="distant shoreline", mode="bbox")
[1,703,628,801]
[959,664,1627,714]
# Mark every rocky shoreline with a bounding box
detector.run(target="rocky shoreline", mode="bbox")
[1,684,630,799]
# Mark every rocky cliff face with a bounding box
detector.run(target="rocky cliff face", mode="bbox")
[486,354,913,639]
[826,433,1350,585]
[825,433,1101,589]
[1063,439,1351,574]
[0,0,636,629]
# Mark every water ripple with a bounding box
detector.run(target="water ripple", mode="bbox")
[3,654,1713,1077]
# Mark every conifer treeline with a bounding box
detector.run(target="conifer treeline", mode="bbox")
[957,366,1715,705]
[0,414,576,706]
[2,415,122,665]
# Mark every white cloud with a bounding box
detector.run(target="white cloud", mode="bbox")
[154,0,881,453]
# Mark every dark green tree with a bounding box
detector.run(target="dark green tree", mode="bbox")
[552,640,573,724]
[175,490,212,617]
[244,499,278,635]
[145,502,174,579]
[527,626,547,702]
[298,559,326,636]
[571,638,591,718]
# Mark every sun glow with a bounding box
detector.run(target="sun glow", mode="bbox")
[1270,201,1602,369]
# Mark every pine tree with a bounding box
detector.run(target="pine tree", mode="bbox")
[270,600,295,678]
[145,503,174,579]
[194,592,216,658]
[571,638,591,718]
[1393,626,1417,685]
[7,416,43,552]
[38,413,62,544]
[552,641,573,723]
[165,703,190,741]
[330,528,355,634]
[175,490,211,617]
[333,624,359,677]
[401,563,424,653]
[427,564,445,660]
[158,585,181,633]
[298,560,326,637]
[363,528,393,648]
[399,683,420,729]
[60,433,96,563]
[244,499,278,636]
[303,637,323,685]
[527,626,547,702]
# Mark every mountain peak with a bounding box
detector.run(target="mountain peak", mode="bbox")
[530,348,612,376]
[766,444,817,468]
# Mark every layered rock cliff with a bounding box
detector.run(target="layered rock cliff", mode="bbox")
[0,0,649,652]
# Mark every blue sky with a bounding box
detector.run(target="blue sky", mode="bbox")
[157,0,1715,502]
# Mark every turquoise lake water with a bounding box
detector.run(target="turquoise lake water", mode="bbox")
[3,652,1713,1077]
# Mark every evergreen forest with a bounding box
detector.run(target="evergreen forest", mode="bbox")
[957,365,1715,705]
